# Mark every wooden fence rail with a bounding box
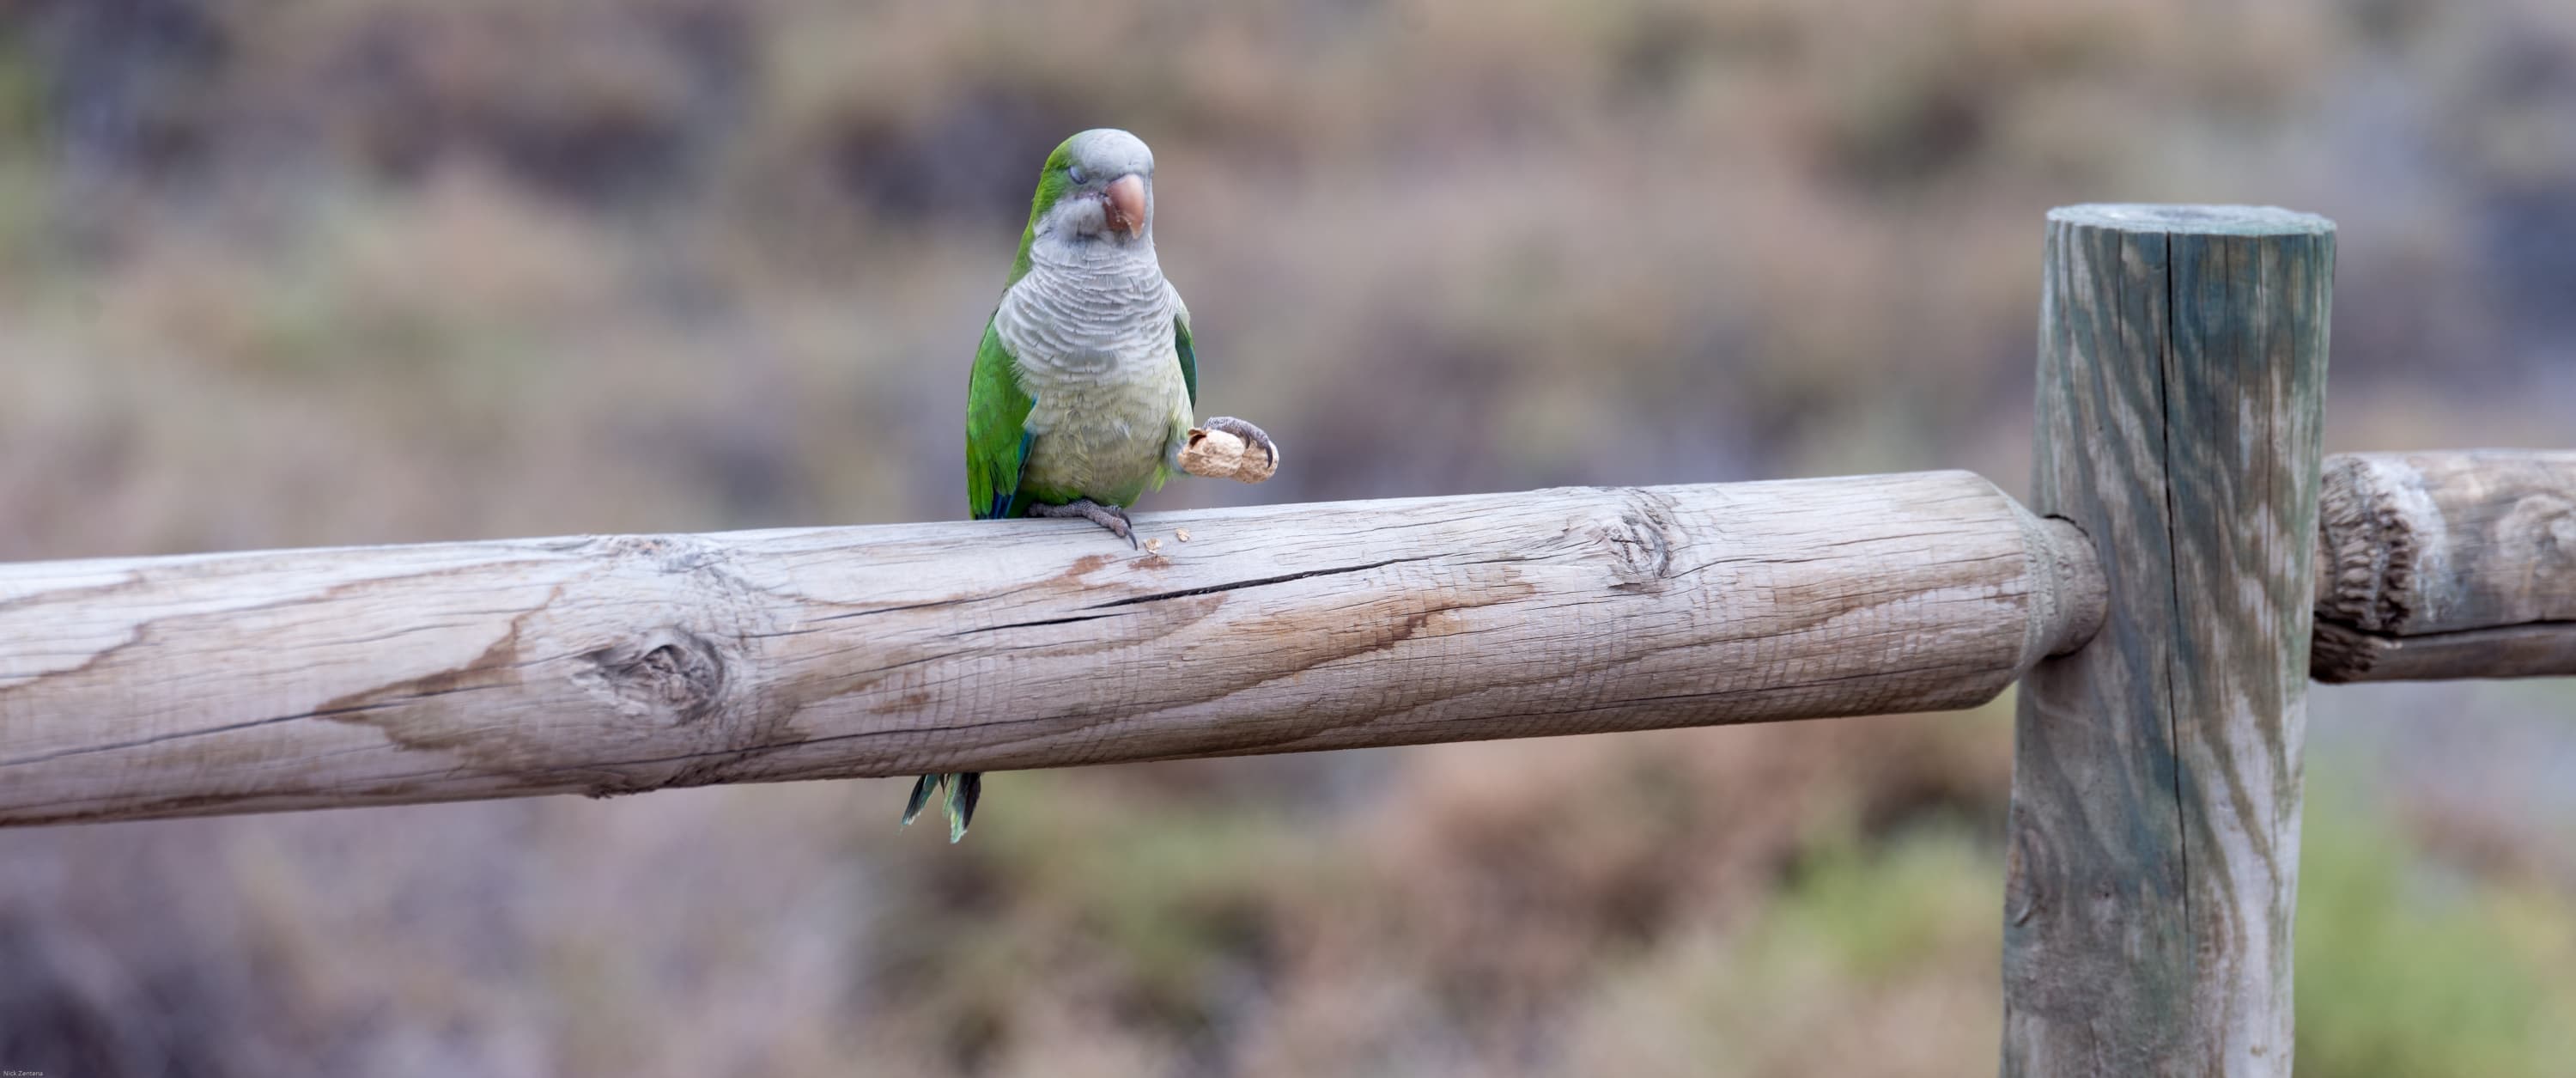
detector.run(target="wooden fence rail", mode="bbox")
[0,203,2571,1075]
[2312,450,2576,681]
[0,472,2105,827]
[13,445,2557,832]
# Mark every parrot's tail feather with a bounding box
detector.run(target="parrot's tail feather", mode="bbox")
[902,774,944,825]
[946,772,983,844]
[902,772,983,841]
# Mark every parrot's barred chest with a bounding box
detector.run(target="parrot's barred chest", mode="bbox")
[995,253,1194,508]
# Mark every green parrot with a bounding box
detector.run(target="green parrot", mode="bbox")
[903,128,1276,842]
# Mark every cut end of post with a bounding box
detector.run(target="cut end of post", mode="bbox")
[2047,204,2336,236]
[2013,508,2108,663]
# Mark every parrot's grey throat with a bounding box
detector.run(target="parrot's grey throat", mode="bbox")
[1005,228,1174,376]
[1003,128,1176,377]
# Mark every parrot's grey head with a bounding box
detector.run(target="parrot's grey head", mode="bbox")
[1032,128,1157,248]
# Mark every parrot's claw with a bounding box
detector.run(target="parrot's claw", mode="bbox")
[1201,416,1277,468]
[1030,498,1139,548]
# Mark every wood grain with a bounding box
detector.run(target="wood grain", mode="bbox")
[2311,450,2576,681]
[2003,204,2331,1076]
[2312,620,2576,682]
[0,472,2103,827]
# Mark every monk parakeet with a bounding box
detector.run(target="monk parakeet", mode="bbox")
[903,128,1276,842]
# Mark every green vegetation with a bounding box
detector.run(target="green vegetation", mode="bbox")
[1773,820,1997,984]
[2296,783,2576,1078]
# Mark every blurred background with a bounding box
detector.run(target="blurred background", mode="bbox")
[1,0,2573,1074]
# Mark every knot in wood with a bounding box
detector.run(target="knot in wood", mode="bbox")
[586,533,726,576]
[2004,817,2046,927]
[581,631,727,725]
[2499,493,2574,582]
[1591,492,1677,593]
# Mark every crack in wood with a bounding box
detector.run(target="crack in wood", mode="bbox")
[1084,556,1436,609]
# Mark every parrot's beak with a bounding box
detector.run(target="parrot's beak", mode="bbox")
[1103,174,1146,237]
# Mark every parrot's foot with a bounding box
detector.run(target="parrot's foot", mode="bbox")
[1200,417,1278,469]
[1029,498,1139,548]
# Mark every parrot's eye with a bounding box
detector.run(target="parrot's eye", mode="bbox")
[1068,165,1091,186]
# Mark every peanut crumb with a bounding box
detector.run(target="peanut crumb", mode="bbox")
[1175,528,1192,543]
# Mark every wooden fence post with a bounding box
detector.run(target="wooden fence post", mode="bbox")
[2003,205,2334,1075]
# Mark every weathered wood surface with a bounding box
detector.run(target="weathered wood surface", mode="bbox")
[0,472,2104,827]
[2003,204,2331,1076]
[2312,620,2576,683]
[2311,450,2576,682]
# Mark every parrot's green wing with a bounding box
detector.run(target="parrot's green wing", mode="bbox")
[1173,311,1199,406]
[966,317,1036,521]
[934,317,1024,843]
